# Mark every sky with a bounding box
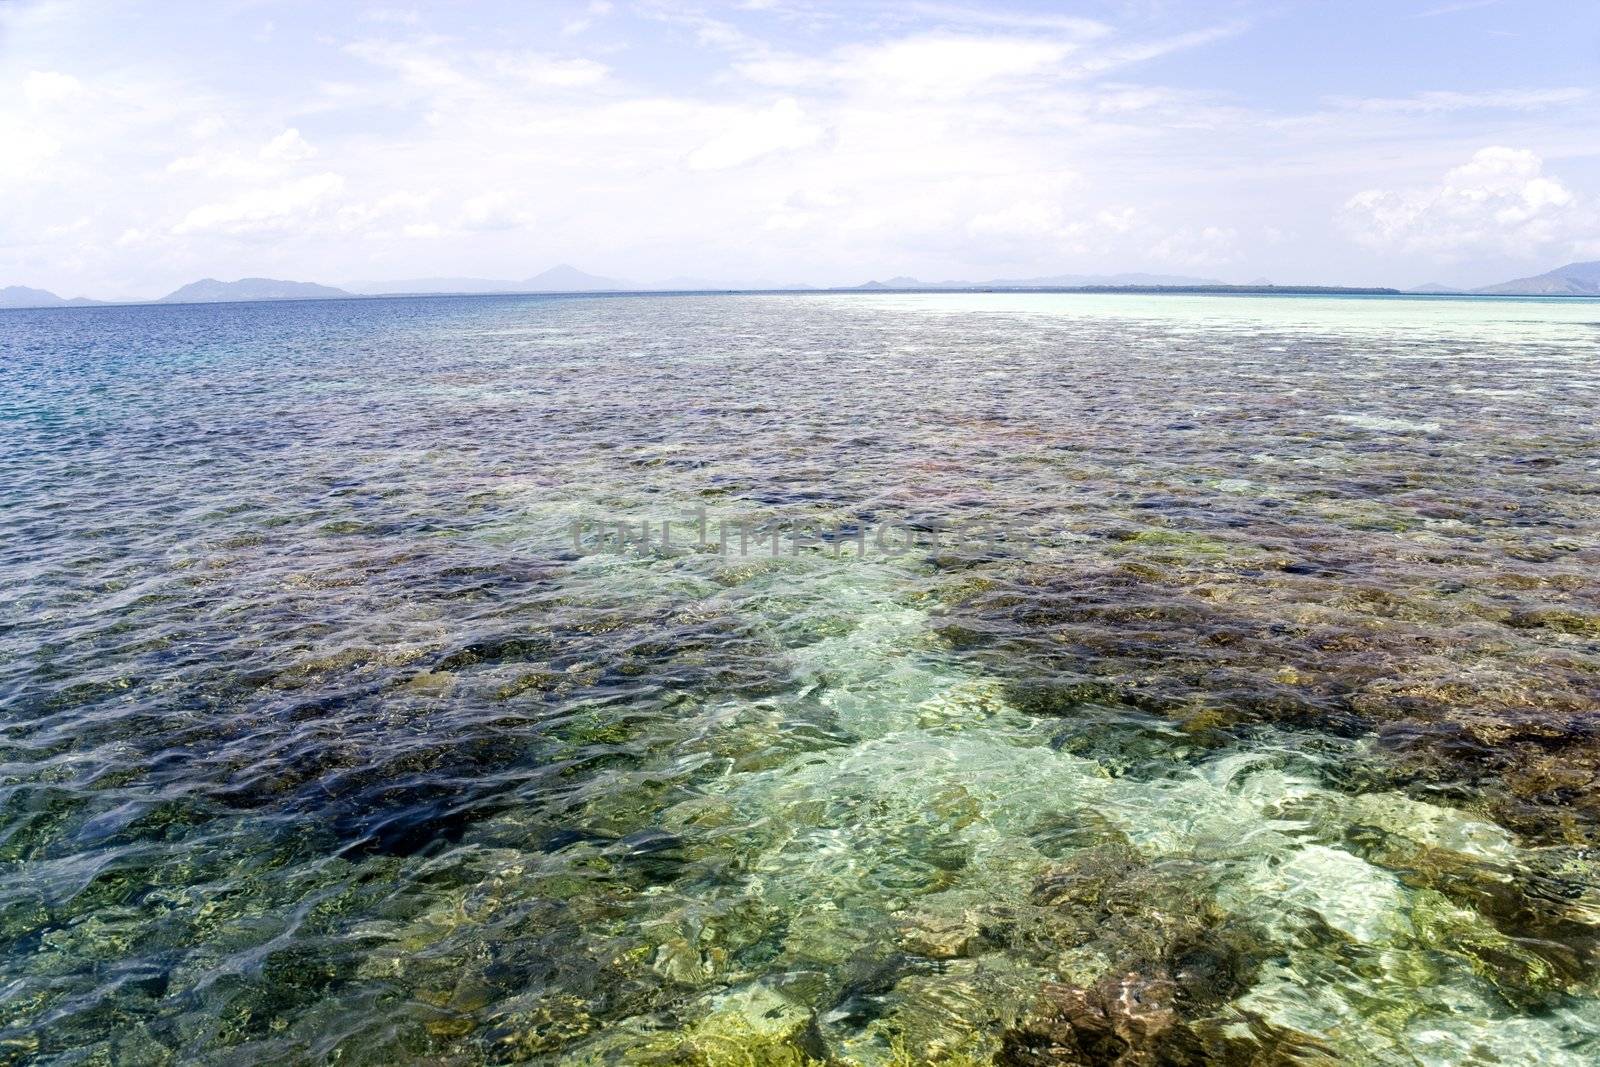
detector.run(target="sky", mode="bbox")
[3,0,1598,298]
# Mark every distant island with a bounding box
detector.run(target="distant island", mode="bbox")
[848,271,1222,290]
[158,278,354,304]
[345,264,630,296]
[0,285,107,309]
[6,260,1600,310]
[1470,260,1600,297]
[1,278,353,309]
[843,283,1403,296]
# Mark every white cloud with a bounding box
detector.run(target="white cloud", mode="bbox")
[1149,225,1239,267]
[174,173,347,235]
[687,98,824,170]
[0,117,62,185]
[964,200,1150,263]
[167,151,248,178]
[1340,147,1583,259]
[346,38,473,91]
[168,129,317,179]
[1329,87,1591,113]
[324,189,532,240]
[7,0,1593,295]
[347,39,608,96]
[739,34,1077,99]
[485,52,609,88]
[850,35,1073,98]
[1097,207,1139,234]
[967,199,1073,238]
[1062,24,1246,79]
[1415,0,1501,16]
[895,4,1110,37]
[456,192,533,231]
[363,7,423,26]
[334,190,435,234]
[189,114,228,139]
[24,70,87,106]
[261,128,318,162]
[562,0,614,37]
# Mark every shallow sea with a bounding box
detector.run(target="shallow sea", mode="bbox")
[3,292,1600,1064]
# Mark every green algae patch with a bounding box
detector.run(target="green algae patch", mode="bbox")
[1123,528,1238,557]
[1505,608,1600,637]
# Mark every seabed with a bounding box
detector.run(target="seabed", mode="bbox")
[2,291,1599,1064]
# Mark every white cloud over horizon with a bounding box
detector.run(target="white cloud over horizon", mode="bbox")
[1342,147,1586,261]
[3,0,1598,298]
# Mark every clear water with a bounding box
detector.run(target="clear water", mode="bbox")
[3,292,1599,1064]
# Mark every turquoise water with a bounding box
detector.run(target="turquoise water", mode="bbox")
[2,292,1599,1064]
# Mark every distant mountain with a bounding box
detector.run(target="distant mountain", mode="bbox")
[347,267,1240,297]
[1406,282,1463,294]
[1475,261,1600,296]
[2,285,69,308]
[848,271,1222,290]
[522,264,631,292]
[1001,271,1223,288]
[344,276,530,295]
[652,276,732,291]
[159,278,353,304]
[13,265,1466,308]
[346,264,632,295]
[650,276,800,291]
[1,285,107,309]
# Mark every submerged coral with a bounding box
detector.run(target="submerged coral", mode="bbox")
[4,292,1600,1064]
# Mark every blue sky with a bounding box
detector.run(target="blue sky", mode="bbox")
[3,0,1597,297]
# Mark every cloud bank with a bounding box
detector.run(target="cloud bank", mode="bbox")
[2,0,1597,296]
